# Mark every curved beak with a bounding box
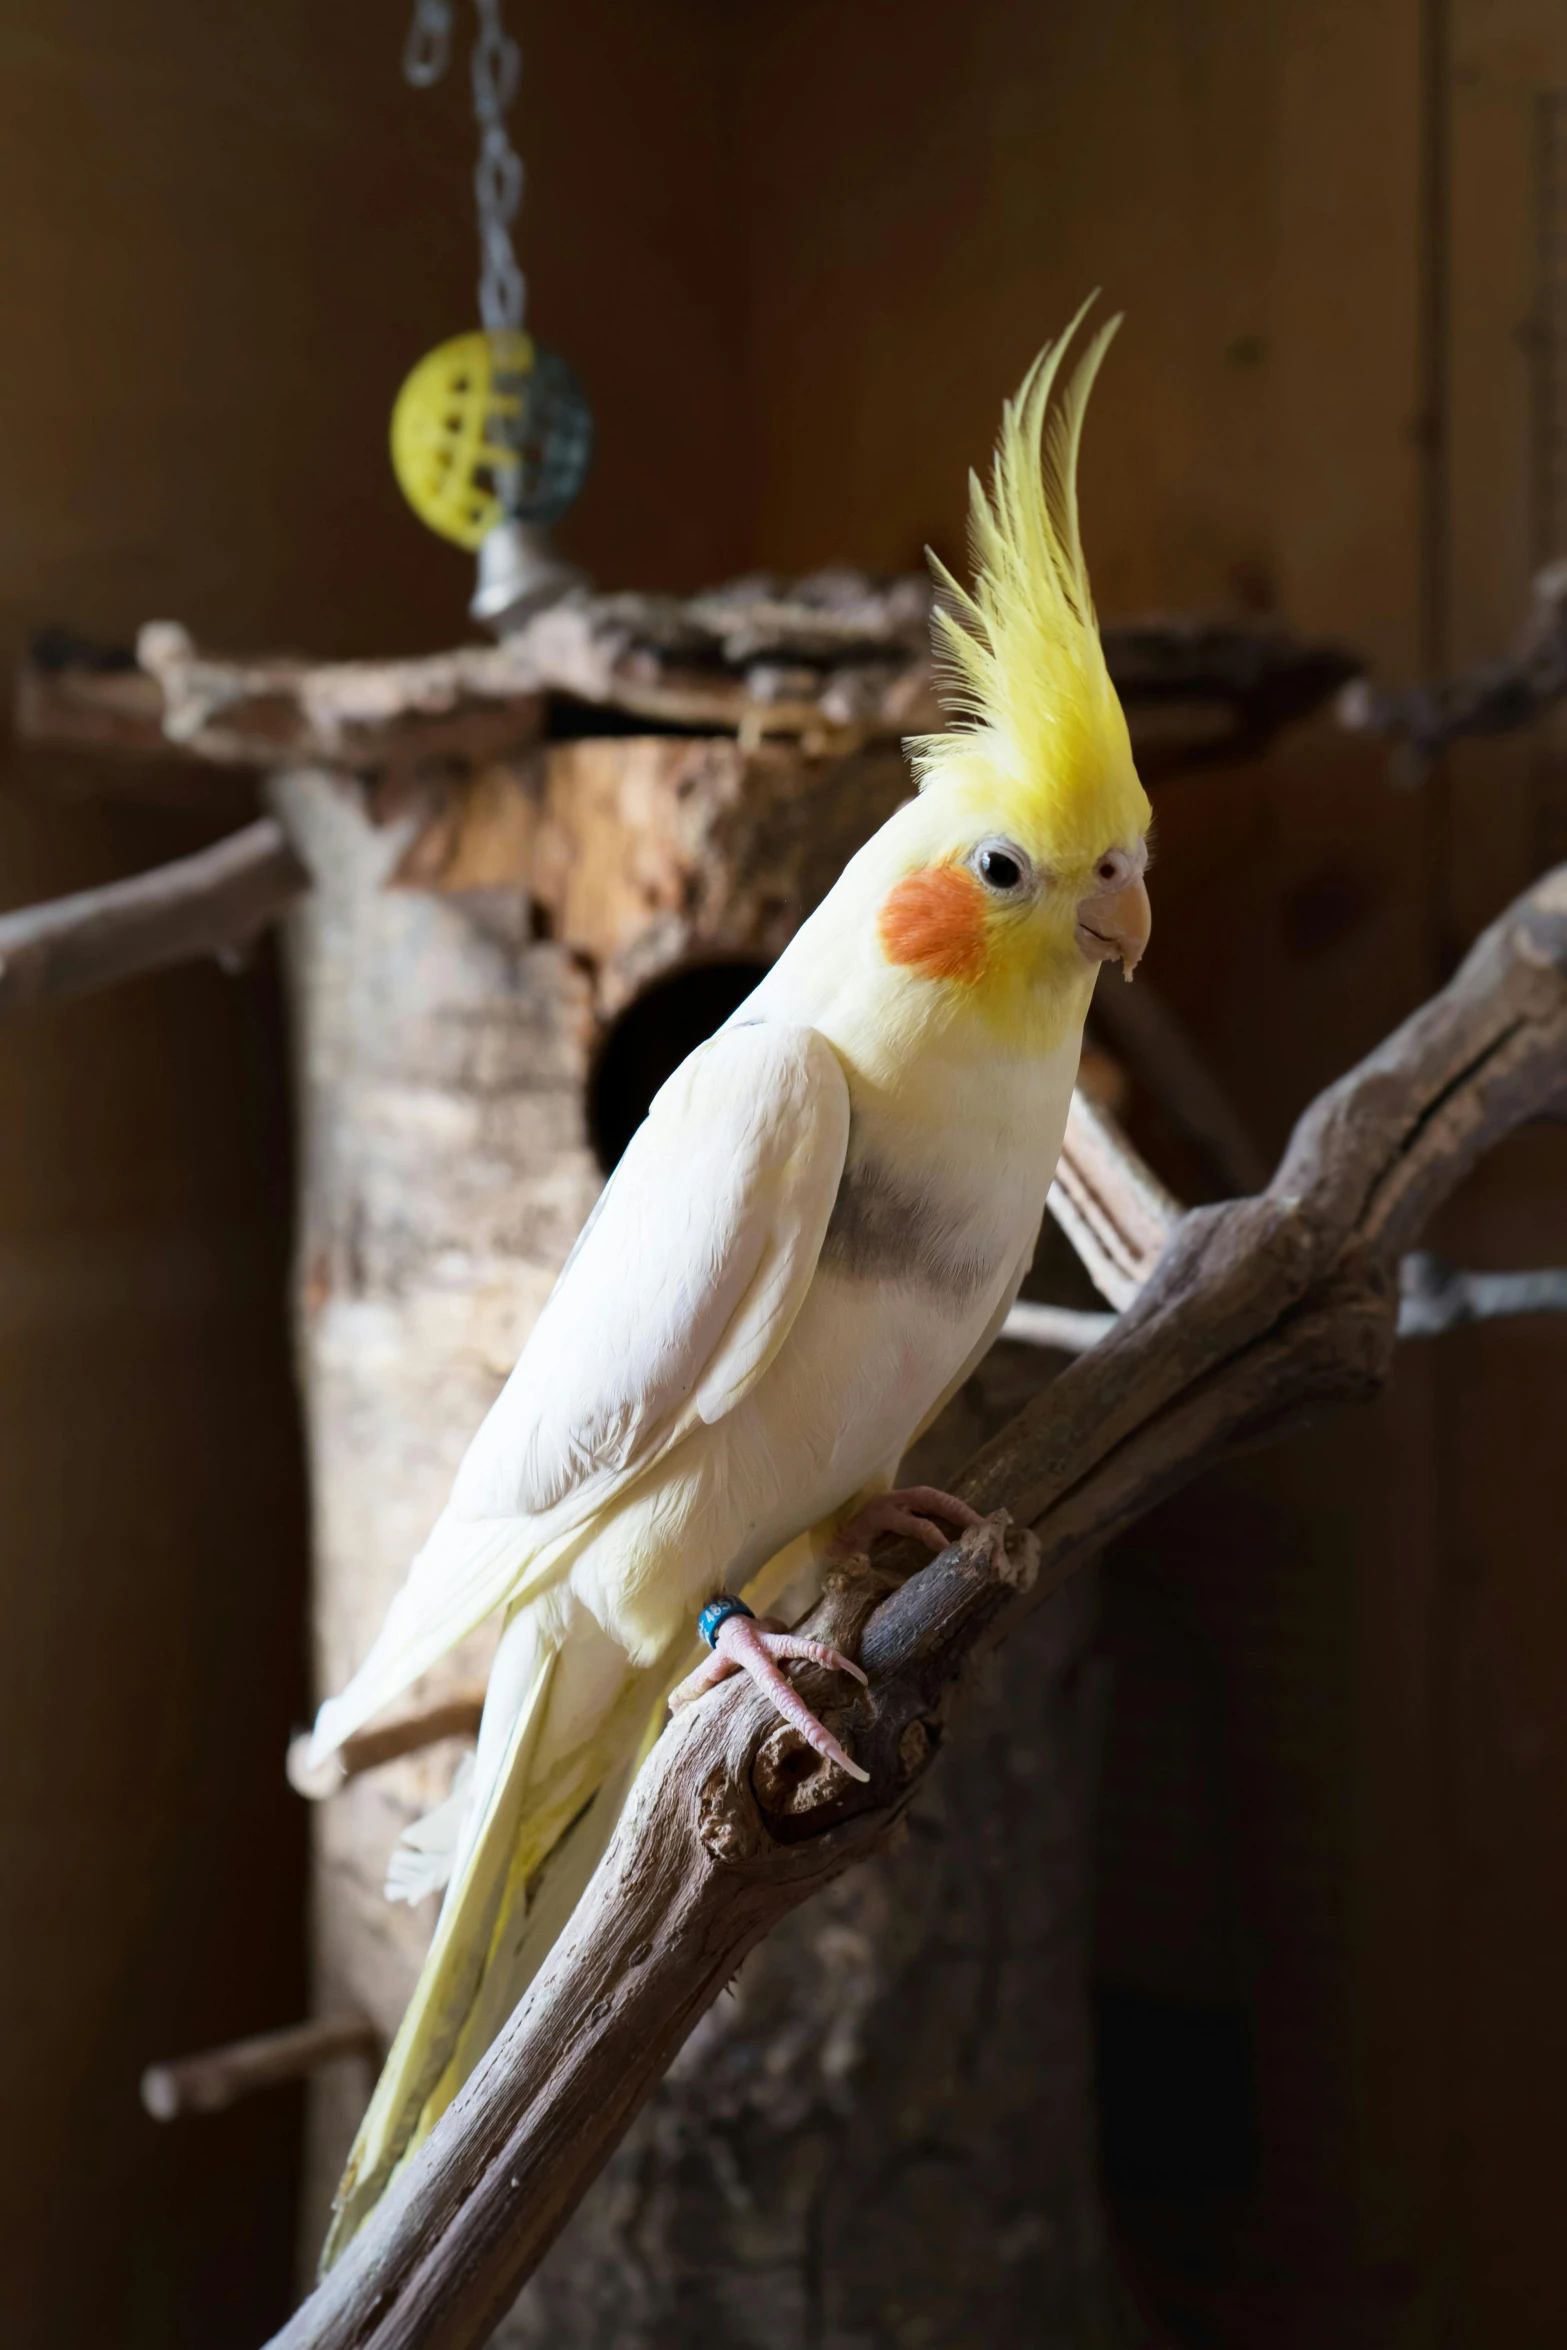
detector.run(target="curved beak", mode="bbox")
[1075,873,1152,981]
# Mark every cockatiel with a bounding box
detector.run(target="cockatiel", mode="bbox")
[307,299,1153,2264]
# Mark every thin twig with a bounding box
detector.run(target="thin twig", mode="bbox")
[999,1300,1117,1352]
[1005,1254,1567,1357]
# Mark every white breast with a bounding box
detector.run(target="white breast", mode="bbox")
[566,1017,1080,1662]
[711,1018,1080,1580]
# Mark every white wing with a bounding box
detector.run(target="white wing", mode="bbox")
[309,1022,850,1759]
[451,1021,850,1516]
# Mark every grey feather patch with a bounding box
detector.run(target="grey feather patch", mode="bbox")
[821,1149,999,1305]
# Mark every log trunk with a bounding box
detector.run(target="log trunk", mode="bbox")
[274,765,603,2257]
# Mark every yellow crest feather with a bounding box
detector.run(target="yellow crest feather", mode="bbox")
[913,298,1148,861]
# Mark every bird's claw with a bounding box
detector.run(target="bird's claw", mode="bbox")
[827,1484,983,1561]
[668,1614,870,1783]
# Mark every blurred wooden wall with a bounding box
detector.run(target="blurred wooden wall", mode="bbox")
[4,3,1566,2347]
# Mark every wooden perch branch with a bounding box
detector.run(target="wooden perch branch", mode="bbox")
[0,818,308,1015]
[16,601,1357,782]
[286,1690,488,1801]
[18,597,934,775]
[267,869,1567,2350]
[141,2015,379,2121]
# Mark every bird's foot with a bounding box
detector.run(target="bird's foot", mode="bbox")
[668,1614,871,1783]
[826,1484,983,1561]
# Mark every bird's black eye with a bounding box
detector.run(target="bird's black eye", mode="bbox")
[975,842,1027,892]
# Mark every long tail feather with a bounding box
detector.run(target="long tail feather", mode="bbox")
[321,1619,562,2266]
[320,1528,829,2268]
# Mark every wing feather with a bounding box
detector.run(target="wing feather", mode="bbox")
[309,1023,849,1762]
[451,1022,849,1519]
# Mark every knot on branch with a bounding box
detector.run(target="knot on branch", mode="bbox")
[746,1519,1035,1837]
[1294,1246,1402,1384]
[753,1725,859,1820]
[952,1511,1039,1592]
[697,1765,763,1864]
[807,1554,900,1647]
[749,1563,883,1833]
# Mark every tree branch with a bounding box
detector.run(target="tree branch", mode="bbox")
[265,867,1567,2350]
[0,818,308,1016]
[1337,557,1567,776]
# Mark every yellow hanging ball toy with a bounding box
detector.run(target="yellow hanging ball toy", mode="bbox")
[389,4,593,620]
[390,328,533,552]
[390,328,594,554]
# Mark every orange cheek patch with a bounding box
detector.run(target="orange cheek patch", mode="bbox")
[877,864,989,984]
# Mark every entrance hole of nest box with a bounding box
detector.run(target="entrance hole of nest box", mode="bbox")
[589,958,772,1173]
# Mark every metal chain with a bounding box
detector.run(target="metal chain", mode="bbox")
[401,0,526,334]
[471,0,526,332]
[402,0,453,88]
